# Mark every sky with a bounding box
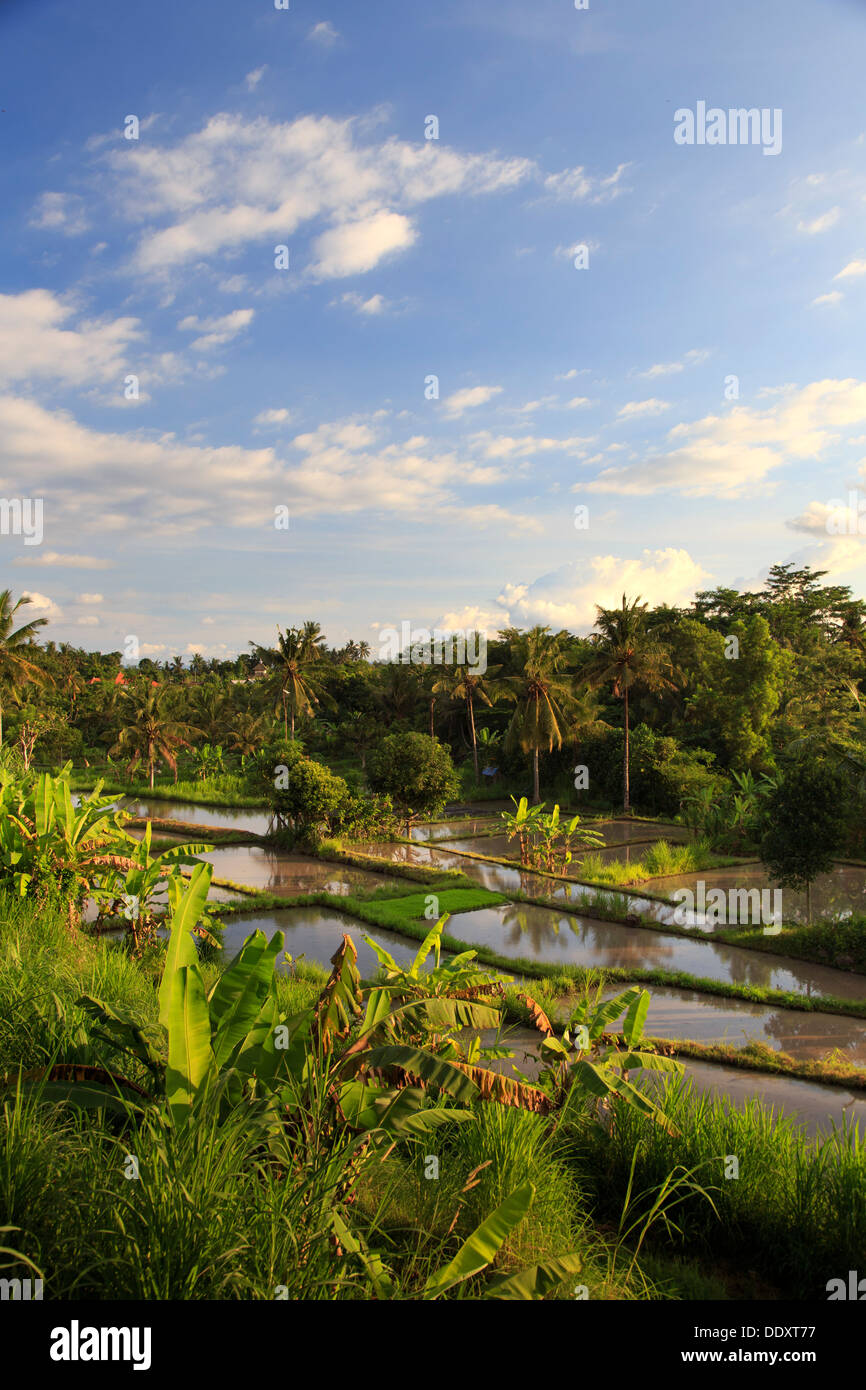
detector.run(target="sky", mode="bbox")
[3,0,866,662]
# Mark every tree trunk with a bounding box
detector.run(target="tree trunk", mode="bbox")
[623,684,630,813]
[806,879,812,926]
[429,697,435,739]
[469,694,479,781]
[282,689,289,741]
[533,747,540,804]
[0,694,3,749]
[290,707,295,741]
[149,759,155,789]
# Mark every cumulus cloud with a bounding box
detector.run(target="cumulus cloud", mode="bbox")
[253,407,291,429]
[339,291,388,315]
[78,593,104,603]
[177,307,254,350]
[440,549,709,635]
[0,290,141,389]
[308,21,339,44]
[13,552,112,569]
[541,162,630,203]
[95,110,620,281]
[310,211,415,279]
[442,385,503,418]
[0,396,533,537]
[588,378,866,498]
[617,399,671,419]
[797,207,841,235]
[29,192,90,236]
[20,591,62,623]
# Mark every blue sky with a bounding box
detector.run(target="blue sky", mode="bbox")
[4,0,866,660]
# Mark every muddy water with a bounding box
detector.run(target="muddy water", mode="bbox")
[651,862,866,926]
[220,905,422,977]
[476,1027,866,1140]
[410,818,499,842]
[199,845,397,895]
[610,984,866,1063]
[445,902,866,1000]
[121,799,273,836]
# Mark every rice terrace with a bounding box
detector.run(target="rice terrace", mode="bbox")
[0,0,865,1359]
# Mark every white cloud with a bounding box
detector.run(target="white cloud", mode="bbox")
[29,192,90,236]
[589,378,866,498]
[339,291,388,315]
[442,385,503,418]
[253,407,291,428]
[617,398,671,419]
[634,351,708,380]
[77,615,100,626]
[78,593,104,604]
[245,66,266,91]
[835,260,866,280]
[797,207,841,235]
[13,552,112,569]
[541,162,630,203]
[20,591,62,623]
[177,307,254,350]
[812,291,843,306]
[0,396,533,536]
[565,396,592,410]
[310,211,416,279]
[443,549,708,635]
[101,111,596,278]
[308,21,339,44]
[0,290,141,389]
[470,430,592,459]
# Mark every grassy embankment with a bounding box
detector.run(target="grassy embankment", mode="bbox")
[2,892,863,1300]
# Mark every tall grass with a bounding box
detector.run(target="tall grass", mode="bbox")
[577,839,716,886]
[578,1075,866,1297]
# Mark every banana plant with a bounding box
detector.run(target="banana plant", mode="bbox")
[0,766,137,925]
[500,795,546,867]
[337,1180,585,1299]
[362,917,554,1080]
[27,869,524,1145]
[92,820,218,950]
[526,983,683,1133]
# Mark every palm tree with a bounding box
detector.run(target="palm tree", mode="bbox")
[190,683,230,742]
[251,626,331,740]
[502,627,578,803]
[583,594,676,812]
[227,709,272,758]
[376,664,419,725]
[433,657,509,782]
[110,685,199,788]
[0,590,50,747]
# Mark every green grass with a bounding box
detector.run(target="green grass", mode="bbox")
[579,1076,866,1299]
[2,889,865,1300]
[67,771,266,809]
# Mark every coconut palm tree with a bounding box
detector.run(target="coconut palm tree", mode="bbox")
[0,590,50,747]
[502,627,579,803]
[251,626,331,740]
[433,659,510,782]
[110,685,200,788]
[190,682,230,742]
[227,709,272,758]
[583,594,676,812]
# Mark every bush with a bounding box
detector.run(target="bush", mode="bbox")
[367,732,460,827]
[567,725,718,816]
